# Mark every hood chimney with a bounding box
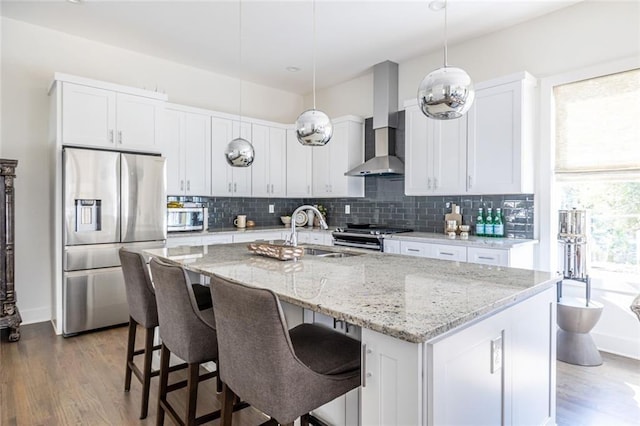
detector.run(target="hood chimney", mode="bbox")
[345,60,404,176]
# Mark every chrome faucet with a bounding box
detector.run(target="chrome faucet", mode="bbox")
[287,205,328,246]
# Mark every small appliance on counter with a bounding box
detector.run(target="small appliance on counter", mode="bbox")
[167,206,208,232]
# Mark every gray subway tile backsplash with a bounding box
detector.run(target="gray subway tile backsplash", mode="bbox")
[170,178,534,238]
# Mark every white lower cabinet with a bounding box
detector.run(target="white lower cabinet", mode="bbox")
[428,286,555,426]
[297,230,333,246]
[395,239,534,269]
[361,328,423,426]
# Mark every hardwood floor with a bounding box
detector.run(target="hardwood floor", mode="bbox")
[0,322,267,425]
[557,352,640,426]
[2,322,639,425]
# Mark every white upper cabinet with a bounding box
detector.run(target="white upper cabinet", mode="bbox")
[59,80,164,153]
[251,124,286,198]
[405,105,466,195]
[211,116,252,197]
[466,73,535,194]
[163,105,211,196]
[404,72,536,196]
[286,129,313,198]
[312,116,365,198]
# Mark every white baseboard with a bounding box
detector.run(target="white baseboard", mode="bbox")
[593,331,640,360]
[18,306,51,326]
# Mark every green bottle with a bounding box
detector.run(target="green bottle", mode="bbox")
[493,208,504,238]
[475,208,485,236]
[485,207,494,237]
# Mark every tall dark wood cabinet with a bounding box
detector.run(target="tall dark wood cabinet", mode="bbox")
[0,159,20,342]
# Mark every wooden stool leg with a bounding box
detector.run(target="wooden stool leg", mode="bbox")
[139,326,155,419]
[220,383,235,426]
[156,344,170,426]
[124,318,136,392]
[186,363,200,426]
[300,413,311,426]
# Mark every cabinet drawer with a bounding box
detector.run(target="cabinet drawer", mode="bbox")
[400,241,429,257]
[201,235,233,245]
[467,247,509,267]
[429,244,467,262]
[166,235,203,247]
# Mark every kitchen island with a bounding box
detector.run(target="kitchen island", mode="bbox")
[145,243,558,426]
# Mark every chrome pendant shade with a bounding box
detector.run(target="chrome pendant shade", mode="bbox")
[295,109,333,146]
[418,0,474,120]
[225,0,254,167]
[295,0,332,146]
[224,137,255,167]
[418,66,474,119]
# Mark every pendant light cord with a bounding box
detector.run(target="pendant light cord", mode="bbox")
[312,0,317,110]
[239,0,244,124]
[443,0,448,67]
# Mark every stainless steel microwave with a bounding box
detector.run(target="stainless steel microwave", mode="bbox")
[167,207,208,232]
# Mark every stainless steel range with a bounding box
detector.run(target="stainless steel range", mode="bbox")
[332,224,413,251]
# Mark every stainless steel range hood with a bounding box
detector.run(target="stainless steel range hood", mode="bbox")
[345,61,404,176]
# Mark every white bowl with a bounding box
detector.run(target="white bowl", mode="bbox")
[280,216,292,225]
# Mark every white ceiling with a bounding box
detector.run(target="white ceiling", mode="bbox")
[1,0,583,94]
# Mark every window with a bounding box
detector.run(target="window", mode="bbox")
[554,68,640,285]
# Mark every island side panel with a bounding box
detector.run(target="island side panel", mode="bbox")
[427,286,556,426]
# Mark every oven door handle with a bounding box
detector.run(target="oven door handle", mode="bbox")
[333,240,382,250]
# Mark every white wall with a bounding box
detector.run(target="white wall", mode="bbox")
[0,17,302,325]
[309,1,640,117]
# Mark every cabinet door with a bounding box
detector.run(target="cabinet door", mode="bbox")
[61,82,116,148]
[432,118,467,195]
[312,144,331,197]
[251,124,270,197]
[183,112,211,195]
[115,93,162,152]
[211,117,234,196]
[404,105,432,195]
[429,314,506,425]
[163,109,185,195]
[361,328,422,426]
[467,81,523,194]
[268,127,287,197]
[286,129,312,197]
[327,121,350,196]
[231,121,253,196]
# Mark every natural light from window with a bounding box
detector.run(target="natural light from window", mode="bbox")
[554,68,640,291]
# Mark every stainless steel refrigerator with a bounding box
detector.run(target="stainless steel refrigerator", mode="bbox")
[62,147,166,336]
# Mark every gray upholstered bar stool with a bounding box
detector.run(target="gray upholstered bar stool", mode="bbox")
[149,258,248,426]
[118,248,213,420]
[211,275,362,426]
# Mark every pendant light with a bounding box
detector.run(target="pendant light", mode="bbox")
[295,0,333,146]
[417,0,474,120]
[225,0,255,167]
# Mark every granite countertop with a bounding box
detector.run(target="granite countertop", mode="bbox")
[388,232,538,249]
[145,243,558,344]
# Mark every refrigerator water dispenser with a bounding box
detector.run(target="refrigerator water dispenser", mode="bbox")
[75,199,101,232]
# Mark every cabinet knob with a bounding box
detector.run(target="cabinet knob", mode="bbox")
[109,129,114,144]
[468,175,473,188]
[434,178,438,189]
[427,177,432,189]
[234,183,237,192]
[117,130,123,144]
[180,180,184,191]
[186,180,190,191]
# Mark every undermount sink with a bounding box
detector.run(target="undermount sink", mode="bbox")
[304,247,363,258]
